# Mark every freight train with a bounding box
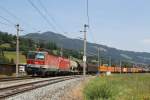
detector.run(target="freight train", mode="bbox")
[25,51,98,76]
[25,51,148,76]
[99,65,144,73]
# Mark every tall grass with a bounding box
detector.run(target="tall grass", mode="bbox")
[84,74,150,100]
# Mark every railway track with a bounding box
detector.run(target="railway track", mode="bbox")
[0,75,82,99]
[0,76,35,82]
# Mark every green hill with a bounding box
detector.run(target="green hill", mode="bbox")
[24,31,150,65]
[4,51,26,64]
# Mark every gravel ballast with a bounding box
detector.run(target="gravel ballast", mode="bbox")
[6,77,85,100]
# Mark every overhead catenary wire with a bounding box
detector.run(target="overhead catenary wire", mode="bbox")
[85,0,99,48]
[85,0,104,68]
[0,21,13,26]
[0,5,39,33]
[35,0,72,50]
[0,6,32,34]
[0,15,15,26]
[27,0,58,33]
[38,0,66,34]
[0,19,28,35]
[29,0,64,51]
[0,6,19,21]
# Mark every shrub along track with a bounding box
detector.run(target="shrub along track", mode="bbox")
[0,75,82,99]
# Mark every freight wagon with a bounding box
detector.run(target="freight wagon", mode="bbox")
[99,65,144,73]
[87,63,98,74]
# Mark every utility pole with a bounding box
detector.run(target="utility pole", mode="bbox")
[80,24,89,77]
[132,63,134,73]
[38,40,40,48]
[120,60,122,74]
[60,44,63,57]
[16,24,19,77]
[98,47,100,67]
[109,56,111,66]
[100,57,102,67]
[97,47,101,74]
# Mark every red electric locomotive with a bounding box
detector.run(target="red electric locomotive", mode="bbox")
[26,51,72,76]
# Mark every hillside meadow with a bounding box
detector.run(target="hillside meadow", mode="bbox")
[4,51,26,64]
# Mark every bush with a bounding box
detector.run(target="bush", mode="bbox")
[84,74,150,100]
[84,77,118,100]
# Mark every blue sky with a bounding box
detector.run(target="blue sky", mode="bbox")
[0,0,150,52]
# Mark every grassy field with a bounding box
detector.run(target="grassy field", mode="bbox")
[4,51,26,64]
[84,73,150,100]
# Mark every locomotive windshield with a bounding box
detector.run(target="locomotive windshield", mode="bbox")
[27,52,35,59]
[27,52,45,60]
[35,53,45,60]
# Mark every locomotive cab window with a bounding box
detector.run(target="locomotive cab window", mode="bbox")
[35,53,45,60]
[27,52,35,59]
[27,52,45,60]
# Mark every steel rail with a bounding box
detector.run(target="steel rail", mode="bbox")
[0,76,34,82]
[0,75,81,99]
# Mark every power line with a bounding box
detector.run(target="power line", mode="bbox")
[34,0,70,49]
[0,5,38,32]
[0,15,29,35]
[27,0,57,32]
[0,6,19,21]
[0,8,29,33]
[85,0,98,45]
[38,0,65,34]
[0,15,15,26]
[0,21,12,26]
